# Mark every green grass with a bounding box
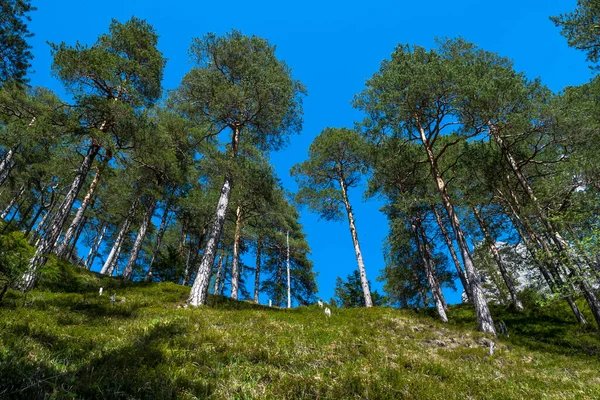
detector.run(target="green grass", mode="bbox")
[1,267,600,399]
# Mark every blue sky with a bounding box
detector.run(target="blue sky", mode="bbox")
[27,0,591,304]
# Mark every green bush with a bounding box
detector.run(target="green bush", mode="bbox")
[0,231,34,302]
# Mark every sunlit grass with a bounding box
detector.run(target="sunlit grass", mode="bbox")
[1,266,599,399]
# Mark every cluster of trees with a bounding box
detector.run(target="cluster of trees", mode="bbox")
[0,2,317,306]
[2,0,600,338]
[292,1,600,334]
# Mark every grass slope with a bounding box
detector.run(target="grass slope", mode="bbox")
[1,267,599,399]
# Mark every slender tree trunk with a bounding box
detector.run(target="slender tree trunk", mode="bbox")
[189,126,240,306]
[432,204,471,302]
[22,143,100,290]
[24,204,44,237]
[254,240,262,303]
[123,200,156,280]
[339,176,373,308]
[230,205,243,300]
[31,195,58,246]
[146,202,170,280]
[287,230,291,309]
[473,207,524,311]
[1,184,25,219]
[412,217,448,322]
[0,144,19,187]
[189,177,232,305]
[100,199,138,275]
[213,254,223,295]
[417,120,495,334]
[85,223,106,270]
[493,127,599,326]
[66,215,88,261]
[277,248,283,307]
[55,154,108,257]
[503,189,589,325]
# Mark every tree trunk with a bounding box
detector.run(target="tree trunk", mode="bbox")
[287,230,291,309]
[473,206,524,311]
[339,176,373,308]
[417,120,495,334]
[213,254,223,295]
[432,204,471,302]
[492,127,599,326]
[189,127,240,306]
[145,203,170,281]
[1,184,25,219]
[85,223,106,270]
[123,200,156,280]
[55,155,108,257]
[230,205,243,300]
[254,240,262,303]
[22,143,100,290]
[0,144,19,187]
[412,217,448,322]
[31,195,58,246]
[100,199,138,275]
[189,176,233,305]
[503,190,589,325]
[24,201,46,237]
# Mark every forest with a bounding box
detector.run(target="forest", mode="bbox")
[1,1,600,397]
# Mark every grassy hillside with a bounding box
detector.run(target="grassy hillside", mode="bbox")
[1,266,599,399]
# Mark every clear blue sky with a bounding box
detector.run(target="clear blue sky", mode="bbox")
[27,0,591,304]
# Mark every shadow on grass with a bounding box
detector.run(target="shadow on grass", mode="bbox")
[0,319,213,399]
[447,303,600,358]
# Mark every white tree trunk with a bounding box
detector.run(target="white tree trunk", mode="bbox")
[22,143,100,290]
[189,177,233,306]
[85,223,106,270]
[55,160,105,257]
[213,254,223,295]
[416,120,495,334]
[230,205,242,300]
[100,199,138,275]
[123,200,156,280]
[412,218,448,322]
[146,203,170,280]
[0,144,19,187]
[473,206,524,311]
[339,177,373,307]
[432,204,471,301]
[287,230,291,309]
[254,240,261,303]
[1,184,25,219]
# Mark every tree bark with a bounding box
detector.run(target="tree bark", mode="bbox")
[22,143,100,290]
[100,199,138,275]
[55,153,109,257]
[416,119,495,334]
[492,127,599,326]
[1,184,25,219]
[287,230,291,309]
[189,126,240,306]
[123,200,156,280]
[31,194,58,246]
[473,206,524,311]
[85,223,106,270]
[230,205,243,300]
[213,254,223,295]
[254,240,262,303]
[412,217,448,322]
[432,204,471,302]
[0,144,19,188]
[339,176,373,308]
[145,202,170,281]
